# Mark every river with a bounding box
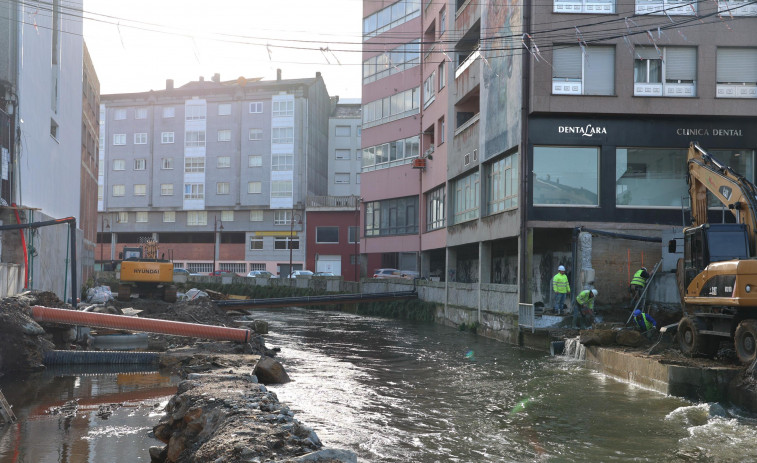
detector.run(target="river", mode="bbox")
[1,308,757,462]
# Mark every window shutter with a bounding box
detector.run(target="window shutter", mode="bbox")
[634,47,660,60]
[717,48,757,84]
[552,46,582,79]
[666,47,696,81]
[584,46,615,95]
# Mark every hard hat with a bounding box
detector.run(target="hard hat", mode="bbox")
[641,267,647,271]
[558,265,566,271]
[633,309,642,316]
[591,289,598,297]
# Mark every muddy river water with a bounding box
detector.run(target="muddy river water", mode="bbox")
[1,307,757,462]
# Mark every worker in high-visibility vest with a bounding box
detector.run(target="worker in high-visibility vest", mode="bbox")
[552,265,570,315]
[629,267,650,302]
[574,289,597,329]
[632,309,657,339]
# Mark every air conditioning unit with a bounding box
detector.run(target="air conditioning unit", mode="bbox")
[412,158,427,169]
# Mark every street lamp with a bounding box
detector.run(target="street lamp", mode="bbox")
[213,216,224,274]
[288,209,302,285]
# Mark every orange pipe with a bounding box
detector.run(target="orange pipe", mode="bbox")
[31,306,250,343]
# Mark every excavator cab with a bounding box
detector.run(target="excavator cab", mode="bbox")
[683,223,750,289]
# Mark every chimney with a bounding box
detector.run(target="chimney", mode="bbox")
[276,69,282,81]
[316,71,321,79]
[212,73,220,83]
[199,76,204,82]
[166,79,174,90]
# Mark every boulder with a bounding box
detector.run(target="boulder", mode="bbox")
[580,329,615,346]
[254,356,291,384]
[615,329,643,347]
[253,320,269,334]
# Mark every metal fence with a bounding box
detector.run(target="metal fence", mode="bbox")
[518,303,535,333]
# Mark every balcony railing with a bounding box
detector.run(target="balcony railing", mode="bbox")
[716,84,757,99]
[306,196,359,208]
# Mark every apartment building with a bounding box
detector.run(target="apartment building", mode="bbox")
[362,0,757,306]
[327,100,362,197]
[81,42,100,284]
[98,72,331,276]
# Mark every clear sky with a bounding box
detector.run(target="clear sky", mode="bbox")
[83,0,363,99]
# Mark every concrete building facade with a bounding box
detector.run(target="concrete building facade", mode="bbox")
[98,73,331,277]
[327,101,362,197]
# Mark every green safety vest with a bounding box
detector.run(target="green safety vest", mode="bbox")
[631,269,647,288]
[576,290,594,309]
[553,273,570,294]
[634,313,654,332]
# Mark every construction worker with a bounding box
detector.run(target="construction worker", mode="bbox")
[552,265,570,315]
[574,289,598,329]
[632,309,657,339]
[629,267,650,302]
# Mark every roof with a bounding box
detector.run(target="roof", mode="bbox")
[332,104,361,118]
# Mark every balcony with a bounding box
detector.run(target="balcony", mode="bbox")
[306,195,359,209]
[455,49,480,102]
[635,0,694,15]
[552,79,582,95]
[634,82,696,97]
[455,0,480,33]
[716,84,757,99]
[453,113,479,163]
[718,0,757,15]
[554,0,615,13]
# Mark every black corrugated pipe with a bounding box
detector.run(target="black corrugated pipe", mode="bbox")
[579,226,662,243]
[43,350,159,365]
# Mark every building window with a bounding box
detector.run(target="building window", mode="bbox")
[161,183,174,196]
[249,263,266,271]
[271,154,293,171]
[136,211,148,222]
[98,185,103,200]
[272,100,294,117]
[335,126,351,137]
[117,212,128,223]
[334,173,350,184]
[423,71,436,106]
[187,210,207,226]
[184,183,205,200]
[335,149,351,160]
[439,7,446,35]
[217,156,231,168]
[217,182,230,194]
[356,173,361,184]
[272,127,294,144]
[271,180,292,197]
[161,157,174,169]
[185,105,206,121]
[453,171,480,224]
[221,210,234,222]
[218,103,232,116]
[249,236,264,250]
[134,184,146,196]
[134,133,147,144]
[487,153,518,214]
[634,47,696,97]
[438,117,445,145]
[163,107,175,118]
[274,236,299,250]
[248,155,263,167]
[274,210,291,225]
[365,196,419,237]
[316,227,339,243]
[113,159,125,170]
[716,48,757,99]
[439,62,446,89]
[533,146,599,206]
[185,130,206,147]
[134,158,146,170]
[161,132,175,144]
[114,109,127,120]
[363,0,421,40]
[552,46,615,96]
[135,107,148,119]
[248,181,262,194]
[362,87,420,125]
[635,0,693,15]
[217,129,231,142]
[113,184,125,197]
[113,134,126,145]
[249,102,263,113]
[250,210,263,222]
[249,129,263,141]
[184,157,205,173]
[348,226,360,243]
[163,211,175,222]
[554,0,615,14]
[362,135,420,171]
[426,186,445,231]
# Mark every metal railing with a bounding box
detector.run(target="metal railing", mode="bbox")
[519,303,535,333]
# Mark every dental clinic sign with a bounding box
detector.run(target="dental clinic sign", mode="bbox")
[676,128,743,137]
[558,124,607,137]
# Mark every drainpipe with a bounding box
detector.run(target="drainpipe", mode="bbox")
[518,0,533,304]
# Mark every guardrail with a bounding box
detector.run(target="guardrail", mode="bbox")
[518,303,535,333]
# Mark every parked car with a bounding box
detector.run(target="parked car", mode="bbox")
[173,268,190,275]
[314,272,335,277]
[246,270,274,278]
[210,270,234,276]
[399,270,420,280]
[287,270,314,278]
[372,268,401,279]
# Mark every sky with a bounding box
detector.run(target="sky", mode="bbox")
[83,0,364,99]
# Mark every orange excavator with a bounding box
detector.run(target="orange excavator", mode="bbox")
[677,142,757,363]
[118,239,177,302]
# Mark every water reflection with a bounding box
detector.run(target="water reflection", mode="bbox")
[0,370,178,463]
[258,308,757,463]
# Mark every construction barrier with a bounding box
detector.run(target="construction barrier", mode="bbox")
[31,306,251,343]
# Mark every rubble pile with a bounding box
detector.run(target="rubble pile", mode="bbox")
[0,291,60,373]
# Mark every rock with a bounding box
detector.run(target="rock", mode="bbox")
[615,329,643,347]
[148,445,167,462]
[254,356,291,384]
[253,320,269,334]
[292,449,359,463]
[580,329,615,346]
[166,434,187,462]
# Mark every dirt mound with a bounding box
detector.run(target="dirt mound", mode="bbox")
[0,291,59,374]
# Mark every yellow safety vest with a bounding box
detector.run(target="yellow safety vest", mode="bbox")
[553,273,570,294]
[631,269,647,288]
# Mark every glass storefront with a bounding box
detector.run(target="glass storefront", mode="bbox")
[533,146,599,206]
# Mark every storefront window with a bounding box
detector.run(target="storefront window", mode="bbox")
[533,146,599,206]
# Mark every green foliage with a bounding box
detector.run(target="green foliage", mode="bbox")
[356,299,436,321]
[458,321,480,333]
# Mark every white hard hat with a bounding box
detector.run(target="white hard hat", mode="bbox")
[591,289,598,297]
[558,265,566,271]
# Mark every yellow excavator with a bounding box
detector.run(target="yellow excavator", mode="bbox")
[118,239,177,302]
[677,142,757,363]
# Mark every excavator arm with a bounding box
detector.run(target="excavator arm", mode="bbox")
[687,142,757,255]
